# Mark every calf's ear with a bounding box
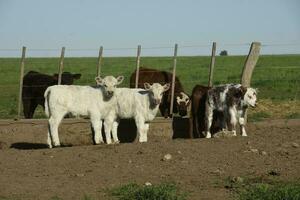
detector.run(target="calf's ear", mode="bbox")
[116,76,124,85]
[95,76,103,85]
[163,83,171,91]
[144,83,151,90]
[73,73,81,80]
[240,86,247,96]
[176,96,182,104]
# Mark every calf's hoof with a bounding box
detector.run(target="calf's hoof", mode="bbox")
[205,133,212,139]
[139,138,148,143]
[94,140,104,145]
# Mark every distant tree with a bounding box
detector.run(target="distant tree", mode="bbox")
[220,50,228,56]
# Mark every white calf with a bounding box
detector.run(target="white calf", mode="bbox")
[205,84,257,138]
[44,75,124,148]
[103,83,170,144]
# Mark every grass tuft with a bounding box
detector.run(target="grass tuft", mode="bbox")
[110,182,187,200]
[239,182,300,200]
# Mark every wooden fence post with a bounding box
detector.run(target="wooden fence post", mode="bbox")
[135,45,141,88]
[241,42,261,87]
[17,46,26,119]
[57,47,65,85]
[208,42,216,87]
[169,43,178,117]
[241,42,261,123]
[96,46,103,77]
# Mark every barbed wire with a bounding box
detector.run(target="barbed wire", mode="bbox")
[0,42,300,52]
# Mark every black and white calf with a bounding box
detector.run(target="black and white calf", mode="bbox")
[205,84,257,138]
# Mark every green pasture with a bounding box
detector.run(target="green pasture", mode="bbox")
[0,55,299,118]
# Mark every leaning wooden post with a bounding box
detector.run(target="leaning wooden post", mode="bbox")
[241,42,261,123]
[169,43,178,117]
[57,47,65,85]
[241,42,261,87]
[96,46,103,77]
[17,46,26,119]
[208,42,216,87]
[134,45,141,88]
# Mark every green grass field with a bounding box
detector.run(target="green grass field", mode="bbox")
[0,55,299,119]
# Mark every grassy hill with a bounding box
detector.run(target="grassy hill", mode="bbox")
[0,55,299,119]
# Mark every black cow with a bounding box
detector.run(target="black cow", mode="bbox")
[22,71,81,118]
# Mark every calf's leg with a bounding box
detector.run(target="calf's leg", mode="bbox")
[189,115,194,138]
[135,116,147,142]
[22,99,32,119]
[239,117,247,136]
[227,107,237,136]
[238,108,247,136]
[90,114,103,144]
[48,112,65,147]
[205,104,213,138]
[112,119,120,144]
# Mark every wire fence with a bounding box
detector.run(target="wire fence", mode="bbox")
[0,42,299,119]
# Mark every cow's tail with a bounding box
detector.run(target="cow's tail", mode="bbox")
[44,87,51,117]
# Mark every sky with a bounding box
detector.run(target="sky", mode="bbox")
[0,0,299,57]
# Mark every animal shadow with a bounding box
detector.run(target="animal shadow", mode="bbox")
[10,142,73,150]
[10,142,49,150]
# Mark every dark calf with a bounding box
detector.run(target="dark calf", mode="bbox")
[189,85,222,138]
[22,71,81,118]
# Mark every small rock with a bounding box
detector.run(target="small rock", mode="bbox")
[162,154,172,161]
[76,173,85,177]
[260,151,268,156]
[292,142,299,148]
[211,169,224,175]
[250,148,259,153]
[177,151,182,154]
[128,160,132,164]
[246,141,251,145]
[232,176,244,183]
[145,182,152,186]
[50,155,54,158]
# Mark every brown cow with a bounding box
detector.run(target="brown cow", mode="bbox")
[189,85,223,138]
[130,67,189,118]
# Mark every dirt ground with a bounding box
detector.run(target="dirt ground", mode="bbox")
[0,119,299,200]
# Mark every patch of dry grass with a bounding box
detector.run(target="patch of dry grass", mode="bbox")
[248,99,300,120]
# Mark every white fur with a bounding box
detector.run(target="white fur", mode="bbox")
[44,75,123,148]
[104,83,170,144]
